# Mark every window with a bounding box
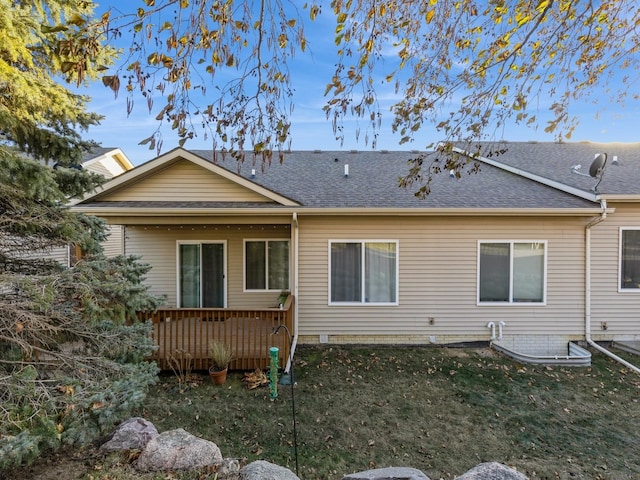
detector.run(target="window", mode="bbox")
[620,228,640,290]
[245,240,289,291]
[329,241,398,304]
[178,242,225,308]
[478,241,546,304]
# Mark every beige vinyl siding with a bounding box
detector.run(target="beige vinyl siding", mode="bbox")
[84,161,112,179]
[124,223,291,308]
[590,203,640,341]
[296,215,587,344]
[103,159,271,202]
[103,225,123,257]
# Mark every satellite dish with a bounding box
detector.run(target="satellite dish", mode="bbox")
[589,153,607,178]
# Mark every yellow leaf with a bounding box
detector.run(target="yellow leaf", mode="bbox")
[310,5,319,21]
[425,10,435,24]
[365,38,373,52]
[536,0,550,13]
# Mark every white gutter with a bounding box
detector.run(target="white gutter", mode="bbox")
[585,200,640,374]
[72,206,605,217]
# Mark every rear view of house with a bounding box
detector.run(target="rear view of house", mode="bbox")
[70,142,640,369]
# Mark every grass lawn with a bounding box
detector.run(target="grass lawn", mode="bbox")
[11,344,640,480]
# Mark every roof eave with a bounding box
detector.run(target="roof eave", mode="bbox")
[599,194,640,202]
[71,206,607,217]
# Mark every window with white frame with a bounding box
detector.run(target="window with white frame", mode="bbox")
[329,241,398,304]
[620,228,640,290]
[478,241,546,304]
[244,240,289,291]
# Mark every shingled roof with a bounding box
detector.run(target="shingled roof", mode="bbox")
[191,149,597,210]
[458,141,640,198]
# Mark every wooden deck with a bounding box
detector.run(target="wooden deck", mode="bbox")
[138,295,294,371]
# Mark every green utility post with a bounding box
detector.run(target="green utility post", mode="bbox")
[269,347,279,399]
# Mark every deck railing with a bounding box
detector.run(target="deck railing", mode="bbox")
[138,295,294,371]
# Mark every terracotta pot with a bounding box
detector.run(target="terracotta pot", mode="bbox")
[209,367,228,385]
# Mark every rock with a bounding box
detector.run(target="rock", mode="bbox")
[342,466,431,480]
[455,462,528,480]
[100,417,158,452]
[240,460,300,480]
[136,428,223,472]
[216,458,242,480]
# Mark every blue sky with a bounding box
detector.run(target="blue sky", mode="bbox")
[81,2,640,166]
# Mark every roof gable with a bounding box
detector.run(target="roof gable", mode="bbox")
[82,147,134,178]
[74,148,299,206]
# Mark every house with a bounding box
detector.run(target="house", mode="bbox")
[69,143,640,370]
[43,147,134,266]
[80,147,134,179]
[80,148,134,259]
[462,142,640,366]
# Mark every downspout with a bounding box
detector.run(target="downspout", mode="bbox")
[286,212,299,374]
[585,200,640,374]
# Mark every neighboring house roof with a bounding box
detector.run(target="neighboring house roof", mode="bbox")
[72,147,602,215]
[457,141,640,201]
[82,147,134,179]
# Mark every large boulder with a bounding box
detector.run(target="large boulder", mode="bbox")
[100,417,158,452]
[136,428,223,472]
[240,460,300,480]
[455,462,528,480]
[342,466,431,480]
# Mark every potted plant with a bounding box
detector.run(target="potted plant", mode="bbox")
[208,339,233,385]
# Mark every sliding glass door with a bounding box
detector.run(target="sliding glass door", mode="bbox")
[178,242,226,307]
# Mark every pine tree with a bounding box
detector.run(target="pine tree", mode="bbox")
[0,1,163,469]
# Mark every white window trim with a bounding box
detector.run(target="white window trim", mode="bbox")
[176,240,227,308]
[328,239,399,306]
[477,240,547,306]
[619,227,640,293]
[243,239,291,292]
